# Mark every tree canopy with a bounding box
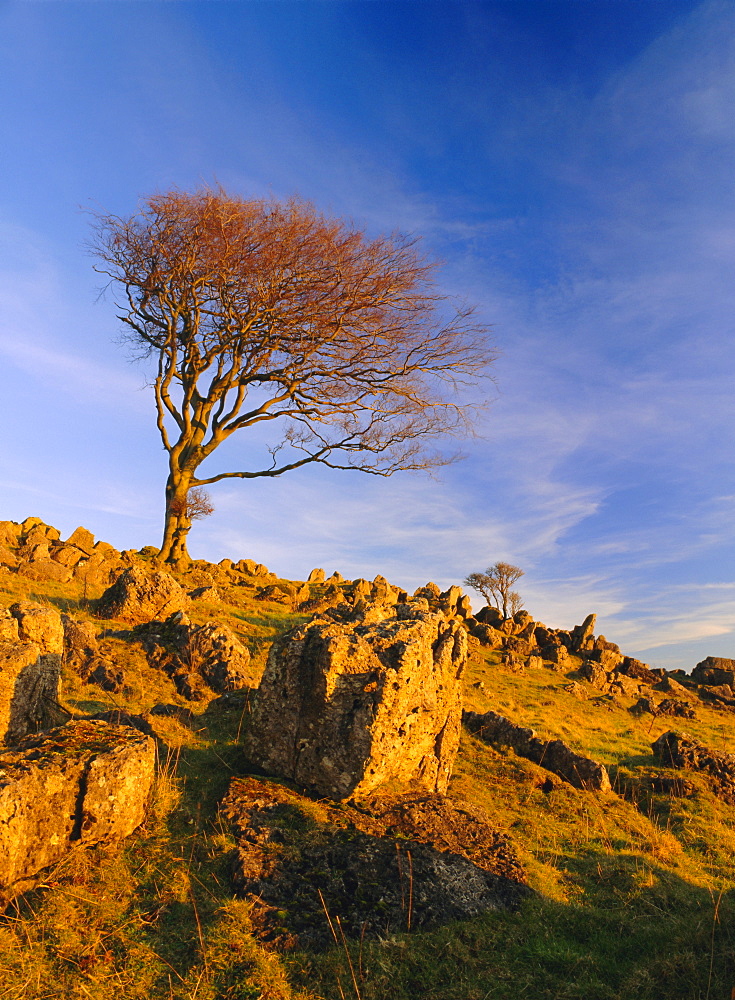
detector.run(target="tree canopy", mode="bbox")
[464,562,524,619]
[90,187,495,565]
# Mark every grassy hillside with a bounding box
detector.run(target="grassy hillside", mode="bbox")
[0,535,734,1000]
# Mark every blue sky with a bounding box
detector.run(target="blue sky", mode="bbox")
[1,0,733,670]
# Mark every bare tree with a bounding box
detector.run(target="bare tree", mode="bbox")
[464,562,524,619]
[90,187,494,566]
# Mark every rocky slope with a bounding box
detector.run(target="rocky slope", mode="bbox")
[0,515,733,1000]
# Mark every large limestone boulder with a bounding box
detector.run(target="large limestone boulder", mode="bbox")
[10,601,64,655]
[0,720,155,899]
[97,566,190,624]
[17,560,73,584]
[246,601,468,800]
[0,521,22,548]
[0,608,19,643]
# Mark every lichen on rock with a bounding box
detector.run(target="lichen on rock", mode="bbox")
[246,599,468,800]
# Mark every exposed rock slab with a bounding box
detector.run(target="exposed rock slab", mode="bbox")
[463,709,611,791]
[97,566,190,624]
[246,600,468,800]
[220,776,531,951]
[0,720,155,898]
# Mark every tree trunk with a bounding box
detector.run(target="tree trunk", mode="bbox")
[158,472,193,568]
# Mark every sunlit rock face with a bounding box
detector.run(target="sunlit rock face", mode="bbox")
[246,600,468,800]
[96,565,190,624]
[0,720,155,900]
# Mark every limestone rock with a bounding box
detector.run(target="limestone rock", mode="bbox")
[476,606,504,628]
[97,566,190,624]
[23,525,58,547]
[590,647,624,671]
[570,613,597,653]
[20,517,44,534]
[630,697,656,715]
[61,615,122,690]
[0,609,19,644]
[141,613,251,698]
[246,600,468,800]
[18,560,73,584]
[652,730,735,803]
[619,657,660,685]
[0,720,155,899]
[463,709,611,792]
[256,583,294,604]
[543,644,573,671]
[0,521,21,548]
[580,660,610,692]
[10,601,64,655]
[656,675,692,699]
[307,568,325,583]
[189,585,221,603]
[64,526,95,554]
[0,545,19,569]
[563,681,588,700]
[691,657,735,688]
[699,684,735,708]
[221,777,531,951]
[469,622,503,647]
[608,672,641,698]
[50,544,88,568]
[188,622,251,693]
[656,698,696,719]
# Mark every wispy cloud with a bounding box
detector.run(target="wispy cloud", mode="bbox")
[0,220,148,408]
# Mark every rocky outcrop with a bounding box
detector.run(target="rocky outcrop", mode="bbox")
[619,657,660,685]
[691,657,735,688]
[656,698,696,719]
[246,600,468,800]
[221,776,531,951]
[61,615,123,692]
[652,731,735,803]
[141,612,251,699]
[463,709,611,792]
[0,720,155,899]
[97,566,190,624]
[186,620,251,692]
[569,613,597,653]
